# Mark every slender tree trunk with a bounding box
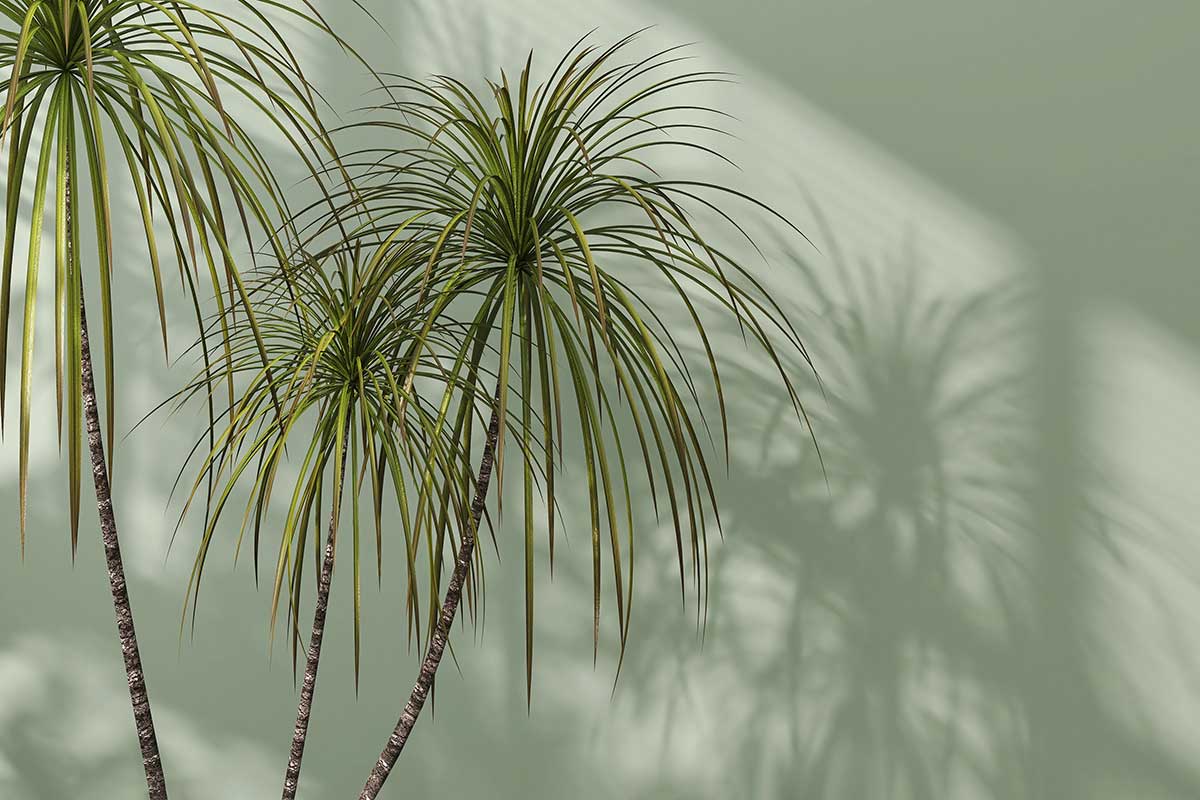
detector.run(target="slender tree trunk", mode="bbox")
[281,438,349,800]
[358,401,501,800]
[80,300,169,800]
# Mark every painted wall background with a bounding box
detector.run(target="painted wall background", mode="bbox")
[3,1,1199,798]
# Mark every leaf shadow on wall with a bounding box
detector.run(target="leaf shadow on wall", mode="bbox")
[537,229,1200,800]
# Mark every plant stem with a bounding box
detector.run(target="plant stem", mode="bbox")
[80,298,169,800]
[358,399,501,800]
[281,435,349,800]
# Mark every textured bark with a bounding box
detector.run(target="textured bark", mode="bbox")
[281,440,349,800]
[80,301,169,800]
[359,401,502,800]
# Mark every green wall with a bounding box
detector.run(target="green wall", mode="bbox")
[3,1,1199,798]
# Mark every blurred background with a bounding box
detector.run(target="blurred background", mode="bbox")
[3,1,1200,797]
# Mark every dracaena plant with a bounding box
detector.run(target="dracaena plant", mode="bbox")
[304,34,818,798]
[0,1,358,796]
[168,241,484,800]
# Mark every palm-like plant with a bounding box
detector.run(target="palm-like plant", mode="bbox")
[0,2,355,796]
[312,35,818,798]
[170,242,482,800]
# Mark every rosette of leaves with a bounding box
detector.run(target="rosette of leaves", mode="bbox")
[0,2,359,796]
[169,239,486,799]
[311,33,820,798]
